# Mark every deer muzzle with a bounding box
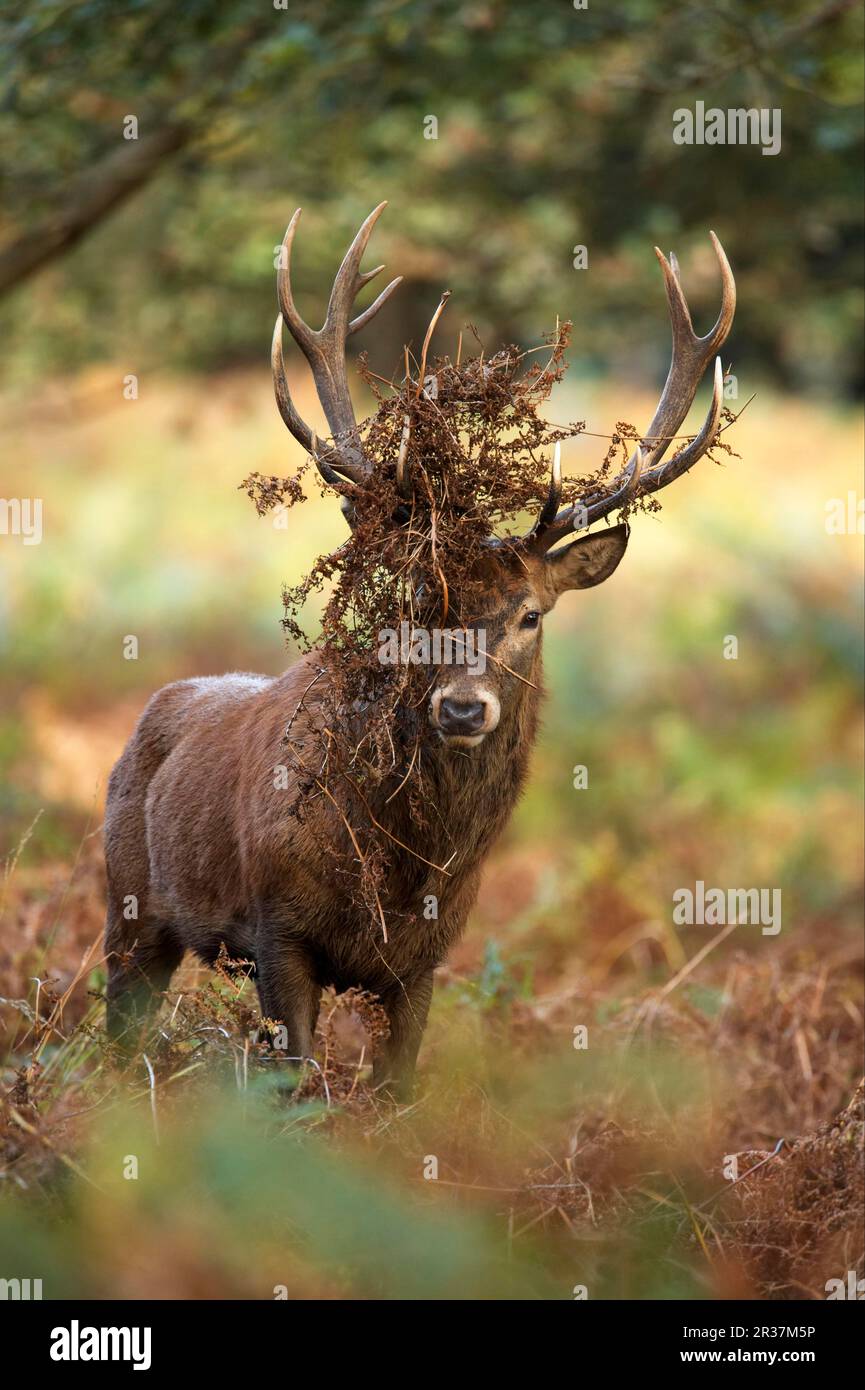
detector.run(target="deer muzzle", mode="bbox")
[430,686,501,746]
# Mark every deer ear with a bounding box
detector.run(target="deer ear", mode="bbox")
[545,523,629,601]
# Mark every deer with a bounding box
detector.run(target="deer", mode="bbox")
[104,203,735,1095]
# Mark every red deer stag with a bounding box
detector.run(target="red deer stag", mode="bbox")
[104,203,735,1094]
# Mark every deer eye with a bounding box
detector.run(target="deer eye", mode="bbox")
[521,610,541,629]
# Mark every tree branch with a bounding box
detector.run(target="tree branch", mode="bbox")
[613,0,858,95]
[0,123,191,300]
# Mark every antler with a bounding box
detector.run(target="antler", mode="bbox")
[271,202,402,488]
[528,232,736,552]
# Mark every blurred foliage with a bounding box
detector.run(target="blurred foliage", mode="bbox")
[0,881,860,1299]
[0,998,721,1299]
[0,0,862,394]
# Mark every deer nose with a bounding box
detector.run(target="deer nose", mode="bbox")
[438,698,487,735]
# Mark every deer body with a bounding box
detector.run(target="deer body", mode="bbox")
[105,645,540,1084]
[104,202,735,1092]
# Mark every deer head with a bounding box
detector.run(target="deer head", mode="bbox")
[272,204,736,748]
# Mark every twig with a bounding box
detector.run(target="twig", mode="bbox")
[142,1053,159,1145]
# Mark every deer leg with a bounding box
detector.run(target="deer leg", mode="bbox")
[373,969,434,1099]
[105,920,183,1051]
[255,938,321,1060]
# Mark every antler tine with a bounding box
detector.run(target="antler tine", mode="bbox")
[524,233,735,552]
[276,209,315,354]
[582,443,644,525]
[534,441,563,531]
[325,201,403,337]
[638,354,725,494]
[325,202,385,333]
[529,445,644,551]
[271,313,347,488]
[350,275,403,336]
[642,230,735,471]
[272,203,402,487]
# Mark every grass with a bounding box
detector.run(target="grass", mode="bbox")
[0,364,862,1299]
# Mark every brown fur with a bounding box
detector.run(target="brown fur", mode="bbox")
[104,528,628,1092]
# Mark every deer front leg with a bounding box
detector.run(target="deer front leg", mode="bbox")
[373,969,434,1099]
[105,913,183,1053]
[255,936,321,1061]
